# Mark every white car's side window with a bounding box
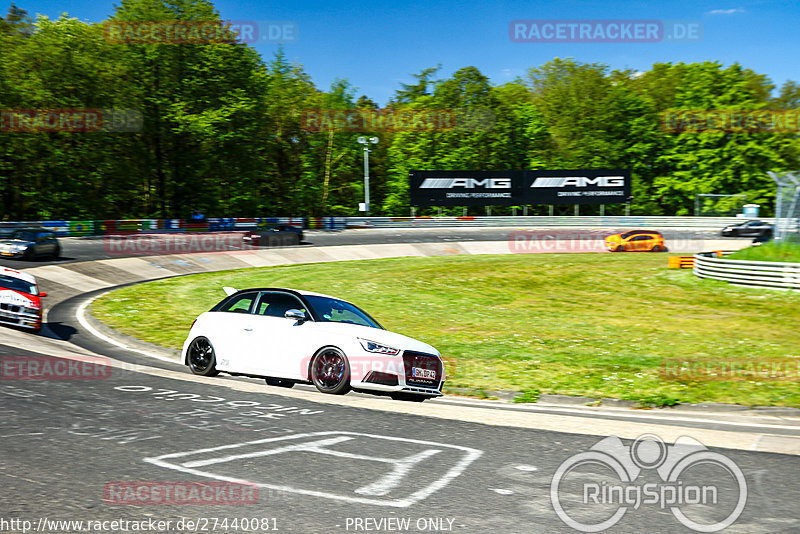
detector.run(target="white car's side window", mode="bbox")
[219,292,257,314]
[255,292,306,318]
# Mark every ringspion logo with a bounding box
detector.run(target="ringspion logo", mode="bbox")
[551,434,747,532]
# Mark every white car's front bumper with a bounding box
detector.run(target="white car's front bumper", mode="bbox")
[350,350,445,397]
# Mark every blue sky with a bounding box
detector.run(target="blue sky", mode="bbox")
[11,0,800,105]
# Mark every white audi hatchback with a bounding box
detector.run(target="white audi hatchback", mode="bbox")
[182,287,444,401]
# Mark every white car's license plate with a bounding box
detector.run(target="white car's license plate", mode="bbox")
[412,367,436,379]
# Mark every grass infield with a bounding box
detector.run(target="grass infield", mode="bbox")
[92,254,800,407]
[726,240,800,263]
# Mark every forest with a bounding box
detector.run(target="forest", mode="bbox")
[1,0,799,219]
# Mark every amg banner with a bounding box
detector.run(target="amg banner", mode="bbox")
[409,169,631,206]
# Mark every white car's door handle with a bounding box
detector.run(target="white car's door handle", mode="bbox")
[243,327,253,332]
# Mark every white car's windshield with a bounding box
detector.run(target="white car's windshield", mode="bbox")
[0,274,36,295]
[304,295,382,329]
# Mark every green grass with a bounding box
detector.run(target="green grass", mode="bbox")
[92,254,800,407]
[726,240,800,262]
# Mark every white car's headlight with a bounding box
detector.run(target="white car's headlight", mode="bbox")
[359,338,400,355]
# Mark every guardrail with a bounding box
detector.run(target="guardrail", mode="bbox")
[0,217,345,237]
[347,216,774,229]
[0,215,779,236]
[693,253,800,291]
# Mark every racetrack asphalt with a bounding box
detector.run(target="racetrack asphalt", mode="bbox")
[1,227,796,533]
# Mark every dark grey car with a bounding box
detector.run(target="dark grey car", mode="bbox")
[0,228,61,260]
[242,224,304,247]
[721,220,774,238]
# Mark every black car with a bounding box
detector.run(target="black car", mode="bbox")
[0,228,60,260]
[721,220,774,238]
[242,224,304,247]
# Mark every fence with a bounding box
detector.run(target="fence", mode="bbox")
[0,215,777,237]
[0,217,345,237]
[769,171,800,242]
[345,215,773,229]
[693,253,800,291]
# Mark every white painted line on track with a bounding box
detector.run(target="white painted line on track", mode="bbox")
[73,288,800,434]
[76,293,177,364]
[144,431,483,508]
[436,397,800,431]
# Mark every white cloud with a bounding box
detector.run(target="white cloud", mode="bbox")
[707,8,745,15]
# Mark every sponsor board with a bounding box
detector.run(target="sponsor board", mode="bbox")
[409,170,631,207]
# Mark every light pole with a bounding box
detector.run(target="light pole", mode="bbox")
[357,136,378,215]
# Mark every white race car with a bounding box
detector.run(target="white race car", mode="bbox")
[0,266,47,332]
[182,287,444,401]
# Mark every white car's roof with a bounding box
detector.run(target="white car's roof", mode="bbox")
[226,286,339,300]
[0,266,37,285]
[292,288,339,299]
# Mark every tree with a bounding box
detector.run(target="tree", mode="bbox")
[640,63,795,215]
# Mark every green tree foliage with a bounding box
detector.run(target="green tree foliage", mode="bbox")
[0,0,798,219]
[631,62,796,215]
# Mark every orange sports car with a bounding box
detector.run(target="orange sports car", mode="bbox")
[605,230,667,252]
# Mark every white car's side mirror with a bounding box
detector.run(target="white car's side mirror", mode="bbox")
[284,309,307,322]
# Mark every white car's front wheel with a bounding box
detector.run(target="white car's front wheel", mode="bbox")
[187,336,220,377]
[310,347,351,395]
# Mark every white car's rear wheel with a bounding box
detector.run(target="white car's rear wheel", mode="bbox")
[310,347,351,395]
[187,336,220,376]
